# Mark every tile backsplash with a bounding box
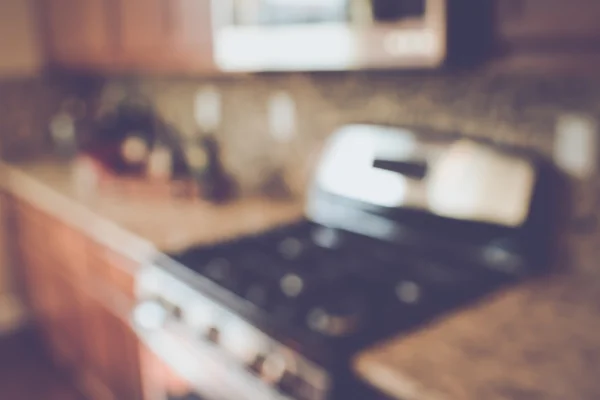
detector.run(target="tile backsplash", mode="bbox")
[0,76,102,160]
[95,72,600,200]
[4,72,600,203]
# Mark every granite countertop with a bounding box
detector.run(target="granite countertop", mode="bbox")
[355,254,600,400]
[0,159,304,264]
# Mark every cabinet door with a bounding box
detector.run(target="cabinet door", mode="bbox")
[118,0,169,58]
[83,292,142,400]
[116,0,214,72]
[497,0,600,42]
[169,0,215,72]
[38,267,86,372]
[116,0,172,70]
[493,0,600,73]
[41,0,116,68]
[0,0,43,77]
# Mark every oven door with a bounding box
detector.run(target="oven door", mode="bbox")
[135,320,293,400]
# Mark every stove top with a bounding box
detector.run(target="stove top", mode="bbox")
[170,220,508,342]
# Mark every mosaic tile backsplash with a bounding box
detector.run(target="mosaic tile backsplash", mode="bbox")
[97,73,599,199]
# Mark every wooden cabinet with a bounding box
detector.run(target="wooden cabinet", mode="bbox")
[497,0,600,42]
[118,0,170,63]
[11,197,144,400]
[493,0,600,73]
[0,0,43,77]
[82,293,142,400]
[36,0,600,74]
[41,0,116,69]
[166,0,215,71]
[40,0,215,74]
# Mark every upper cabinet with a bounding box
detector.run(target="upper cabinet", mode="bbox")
[0,0,43,77]
[497,0,600,41]
[118,0,169,64]
[41,0,215,74]
[494,0,600,72]
[41,0,116,69]
[117,0,214,72]
[31,0,600,75]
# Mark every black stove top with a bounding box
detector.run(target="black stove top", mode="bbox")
[168,219,509,348]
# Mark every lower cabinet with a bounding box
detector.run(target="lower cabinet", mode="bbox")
[82,293,142,400]
[8,195,148,400]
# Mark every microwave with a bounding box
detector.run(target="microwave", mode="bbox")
[211,0,490,72]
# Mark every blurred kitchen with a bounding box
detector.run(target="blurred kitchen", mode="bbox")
[0,0,599,399]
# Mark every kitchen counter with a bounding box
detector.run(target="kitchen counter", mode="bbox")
[355,251,600,398]
[0,159,304,264]
[4,159,600,400]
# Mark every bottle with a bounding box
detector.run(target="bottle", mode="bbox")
[49,97,87,159]
[146,142,174,181]
[182,134,236,203]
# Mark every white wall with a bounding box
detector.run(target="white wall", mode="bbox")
[0,0,43,77]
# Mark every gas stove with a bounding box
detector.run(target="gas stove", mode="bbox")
[133,125,559,400]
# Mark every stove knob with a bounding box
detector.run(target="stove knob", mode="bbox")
[306,291,366,337]
[133,300,168,331]
[221,318,265,364]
